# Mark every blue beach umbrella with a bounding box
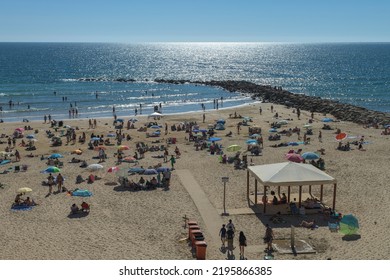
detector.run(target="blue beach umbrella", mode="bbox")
[116,119,124,122]
[0,159,11,166]
[288,142,299,146]
[107,133,116,138]
[322,117,334,122]
[216,119,225,124]
[91,137,101,141]
[26,134,35,139]
[128,167,145,174]
[208,137,222,142]
[150,125,161,129]
[48,153,64,159]
[301,152,320,160]
[269,128,278,133]
[156,167,170,173]
[246,139,258,144]
[143,168,158,175]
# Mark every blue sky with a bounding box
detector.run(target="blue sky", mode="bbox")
[1,0,389,42]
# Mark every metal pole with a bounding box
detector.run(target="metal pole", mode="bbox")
[223,181,226,215]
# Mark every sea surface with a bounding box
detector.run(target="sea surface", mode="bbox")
[1,42,389,122]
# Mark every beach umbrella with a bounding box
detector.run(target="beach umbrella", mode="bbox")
[129,118,138,122]
[128,167,145,174]
[246,139,258,144]
[216,119,225,124]
[303,124,312,128]
[339,214,359,235]
[86,164,104,171]
[156,167,170,173]
[0,159,11,166]
[122,156,137,163]
[208,137,222,142]
[107,166,120,173]
[91,137,101,141]
[301,152,320,160]
[227,144,241,152]
[26,134,35,139]
[117,145,130,151]
[15,128,25,132]
[42,166,61,173]
[269,128,278,133]
[249,133,261,138]
[94,146,107,151]
[150,125,161,129]
[17,187,32,194]
[336,132,347,141]
[285,153,304,163]
[143,168,158,175]
[116,118,124,122]
[148,112,163,118]
[107,133,116,138]
[48,153,64,159]
[322,117,333,122]
[277,120,289,125]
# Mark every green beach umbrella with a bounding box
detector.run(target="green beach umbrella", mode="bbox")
[339,214,359,235]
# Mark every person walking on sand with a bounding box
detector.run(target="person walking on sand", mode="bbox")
[318,131,322,142]
[219,224,227,248]
[226,219,235,232]
[56,173,64,192]
[239,231,247,259]
[170,155,176,170]
[47,173,54,194]
[226,226,235,253]
[264,224,274,252]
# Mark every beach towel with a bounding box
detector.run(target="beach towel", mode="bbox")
[11,205,33,211]
[72,189,92,197]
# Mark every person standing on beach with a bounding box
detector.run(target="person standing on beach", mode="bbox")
[226,226,235,253]
[264,224,274,252]
[202,113,205,123]
[318,131,322,142]
[271,105,274,113]
[259,107,262,115]
[170,155,176,170]
[47,173,54,194]
[44,115,47,123]
[239,231,247,259]
[56,173,64,193]
[219,224,227,248]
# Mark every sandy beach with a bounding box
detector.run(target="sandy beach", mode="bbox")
[0,102,389,260]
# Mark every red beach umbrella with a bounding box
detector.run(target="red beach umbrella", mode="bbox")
[336,132,347,141]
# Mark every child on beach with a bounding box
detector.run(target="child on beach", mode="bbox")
[219,224,227,248]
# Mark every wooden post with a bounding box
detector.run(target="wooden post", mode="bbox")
[263,185,267,213]
[320,184,324,201]
[333,183,337,210]
[255,179,258,205]
[287,186,291,202]
[278,185,281,197]
[298,185,302,208]
[309,185,312,196]
[246,169,250,205]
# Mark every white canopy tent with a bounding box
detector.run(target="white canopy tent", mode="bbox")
[246,162,337,213]
[148,112,163,118]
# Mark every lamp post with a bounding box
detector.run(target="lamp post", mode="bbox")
[221,176,229,216]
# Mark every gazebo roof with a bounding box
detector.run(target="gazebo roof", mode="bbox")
[248,162,336,186]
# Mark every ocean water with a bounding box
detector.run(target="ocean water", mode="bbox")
[1,42,389,122]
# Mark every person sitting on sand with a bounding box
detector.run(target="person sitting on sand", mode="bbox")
[81,201,90,212]
[70,203,79,214]
[139,177,145,185]
[14,193,24,205]
[24,197,38,206]
[280,193,287,204]
[70,157,81,163]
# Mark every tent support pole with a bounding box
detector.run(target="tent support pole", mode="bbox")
[255,179,258,205]
[309,185,312,197]
[320,184,323,202]
[298,185,302,208]
[246,169,250,206]
[287,186,291,203]
[333,183,337,210]
[278,186,281,197]
[263,185,267,213]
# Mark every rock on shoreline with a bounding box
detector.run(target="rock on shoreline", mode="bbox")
[154,79,390,125]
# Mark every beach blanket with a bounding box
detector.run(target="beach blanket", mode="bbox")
[72,189,92,197]
[11,204,33,211]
